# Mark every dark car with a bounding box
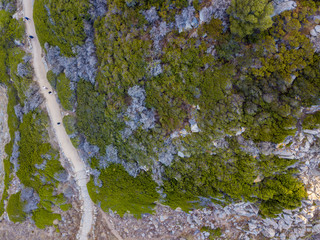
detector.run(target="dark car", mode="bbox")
[57,122,61,125]
[48,91,52,94]
[29,35,34,39]
[24,17,30,21]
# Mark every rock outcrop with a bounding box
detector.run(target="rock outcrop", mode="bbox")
[271,0,297,17]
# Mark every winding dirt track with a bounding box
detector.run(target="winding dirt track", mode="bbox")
[22,0,94,239]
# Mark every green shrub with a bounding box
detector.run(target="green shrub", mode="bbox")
[201,226,222,239]
[33,0,89,56]
[88,164,159,218]
[32,208,61,229]
[227,0,274,37]
[60,203,72,211]
[7,192,26,223]
[258,173,307,218]
[63,115,77,135]
[302,112,320,130]
[56,73,73,110]
[47,70,57,89]
[163,143,306,216]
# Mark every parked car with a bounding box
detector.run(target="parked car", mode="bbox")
[29,35,34,39]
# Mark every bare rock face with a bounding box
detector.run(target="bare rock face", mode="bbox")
[89,0,107,19]
[175,6,198,32]
[143,7,159,23]
[45,32,97,84]
[0,86,10,201]
[17,63,30,78]
[122,86,155,138]
[14,85,43,122]
[271,0,297,17]
[20,187,40,213]
[9,131,20,173]
[199,0,231,27]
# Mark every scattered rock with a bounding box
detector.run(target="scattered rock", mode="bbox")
[262,227,276,238]
[123,86,155,134]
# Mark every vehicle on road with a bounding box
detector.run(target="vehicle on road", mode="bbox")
[29,35,34,39]
[57,122,61,125]
[48,91,52,94]
[24,17,30,20]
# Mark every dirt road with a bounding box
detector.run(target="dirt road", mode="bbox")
[22,0,94,239]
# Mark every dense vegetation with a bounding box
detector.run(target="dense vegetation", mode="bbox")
[34,0,320,219]
[87,163,159,218]
[7,192,26,223]
[227,0,274,37]
[0,8,24,216]
[63,115,79,147]
[16,110,68,228]
[33,0,90,56]
[163,138,306,217]
[0,4,70,229]
[47,71,74,110]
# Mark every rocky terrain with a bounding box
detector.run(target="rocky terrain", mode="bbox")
[91,113,320,240]
[2,0,320,239]
[0,199,82,240]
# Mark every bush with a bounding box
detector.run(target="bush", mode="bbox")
[87,164,159,218]
[32,208,61,229]
[7,192,26,223]
[302,112,320,130]
[227,0,274,37]
[63,115,77,135]
[163,142,306,216]
[33,0,89,56]
[56,73,73,110]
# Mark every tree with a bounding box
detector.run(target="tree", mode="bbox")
[227,0,274,37]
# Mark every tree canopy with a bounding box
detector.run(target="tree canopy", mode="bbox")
[227,0,274,37]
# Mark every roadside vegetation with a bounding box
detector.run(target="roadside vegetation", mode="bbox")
[47,71,74,110]
[0,5,70,229]
[33,0,89,56]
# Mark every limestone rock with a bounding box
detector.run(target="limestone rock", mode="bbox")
[262,227,276,238]
[272,1,297,17]
[311,29,318,37]
[199,6,214,23]
[175,6,197,32]
[313,224,320,233]
[144,7,159,23]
